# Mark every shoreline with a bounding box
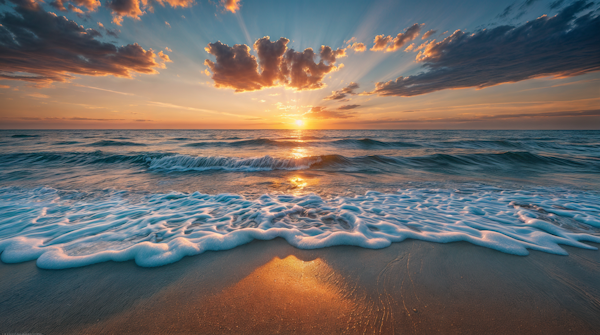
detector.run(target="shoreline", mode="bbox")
[1,239,599,334]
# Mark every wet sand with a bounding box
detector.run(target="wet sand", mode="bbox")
[1,239,599,334]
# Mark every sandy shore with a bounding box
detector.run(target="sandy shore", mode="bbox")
[1,239,599,334]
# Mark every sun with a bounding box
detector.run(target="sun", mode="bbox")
[295,119,304,127]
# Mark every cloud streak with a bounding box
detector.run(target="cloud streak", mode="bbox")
[307,106,355,119]
[204,36,345,92]
[371,1,600,97]
[324,82,359,100]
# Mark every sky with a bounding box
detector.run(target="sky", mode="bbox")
[0,0,599,129]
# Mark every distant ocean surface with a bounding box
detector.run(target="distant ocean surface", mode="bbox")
[1,130,599,269]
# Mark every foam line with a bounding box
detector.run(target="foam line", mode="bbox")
[0,187,599,269]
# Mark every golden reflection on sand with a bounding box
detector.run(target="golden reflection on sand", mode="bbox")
[200,255,365,332]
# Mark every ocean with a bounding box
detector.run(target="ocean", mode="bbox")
[0,129,599,269]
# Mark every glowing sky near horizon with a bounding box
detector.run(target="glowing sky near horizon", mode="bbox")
[0,0,599,129]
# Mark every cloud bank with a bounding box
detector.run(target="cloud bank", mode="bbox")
[371,1,600,97]
[0,0,163,84]
[204,37,345,92]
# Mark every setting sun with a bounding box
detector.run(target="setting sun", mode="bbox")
[295,120,304,127]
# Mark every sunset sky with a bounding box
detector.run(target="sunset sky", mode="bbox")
[0,0,599,129]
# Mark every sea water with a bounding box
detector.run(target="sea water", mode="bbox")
[0,129,599,268]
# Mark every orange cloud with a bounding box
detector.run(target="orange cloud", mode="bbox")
[347,42,366,52]
[221,0,241,13]
[370,34,392,51]
[386,23,422,52]
[422,29,437,40]
[204,36,345,92]
[107,0,194,25]
[49,0,101,12]
[371,24,423,52]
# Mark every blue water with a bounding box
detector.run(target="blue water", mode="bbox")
[1,130,599,268]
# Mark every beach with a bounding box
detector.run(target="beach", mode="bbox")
[1,129,599,334]
[1,238,599,334]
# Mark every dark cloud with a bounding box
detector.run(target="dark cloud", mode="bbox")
[324,82,359,100]
[519,0,540,10]
[498,3,514,18]
[370,1,600,97]
[307,106,355,119]
[204,36,345,92]
[337,104,360,110]
[421,29,437,40]
[0,0,163,84]
[550,0,566,9]
[98,22,120,38]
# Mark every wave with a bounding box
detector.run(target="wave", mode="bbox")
[10,134,40,138]
[87,140,146,147]
[183,138,421,148]
[148,154,327,171]
[0,186,598,269]
[52,141,82,145]
[0,151,596,173]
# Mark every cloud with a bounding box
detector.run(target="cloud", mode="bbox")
[371,24,422,52]
[498,3,514,19]
[370,34,392,51]
[105,0,144,24]
[324,82,359,100]
[204,36,345,92]
[356,109,600,125]
[165,21,171,28]
[97,22,120,38]
[49,0,100,12]
[422,29,437,40]
[385,23,422,52]
[28,93,49,98]
[550,0,566,9]
[165,47,172,52]
[0,0,162,84]
[221,0,241,13]
[76,84,135,95]
[346,41,366,53]
[307,106,355,119]
[157,51,172,68]
[370,1,600,97]
[337,104,360,110]
[106,0,195,25]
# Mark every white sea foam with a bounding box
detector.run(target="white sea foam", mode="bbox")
[0,186,599,269]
